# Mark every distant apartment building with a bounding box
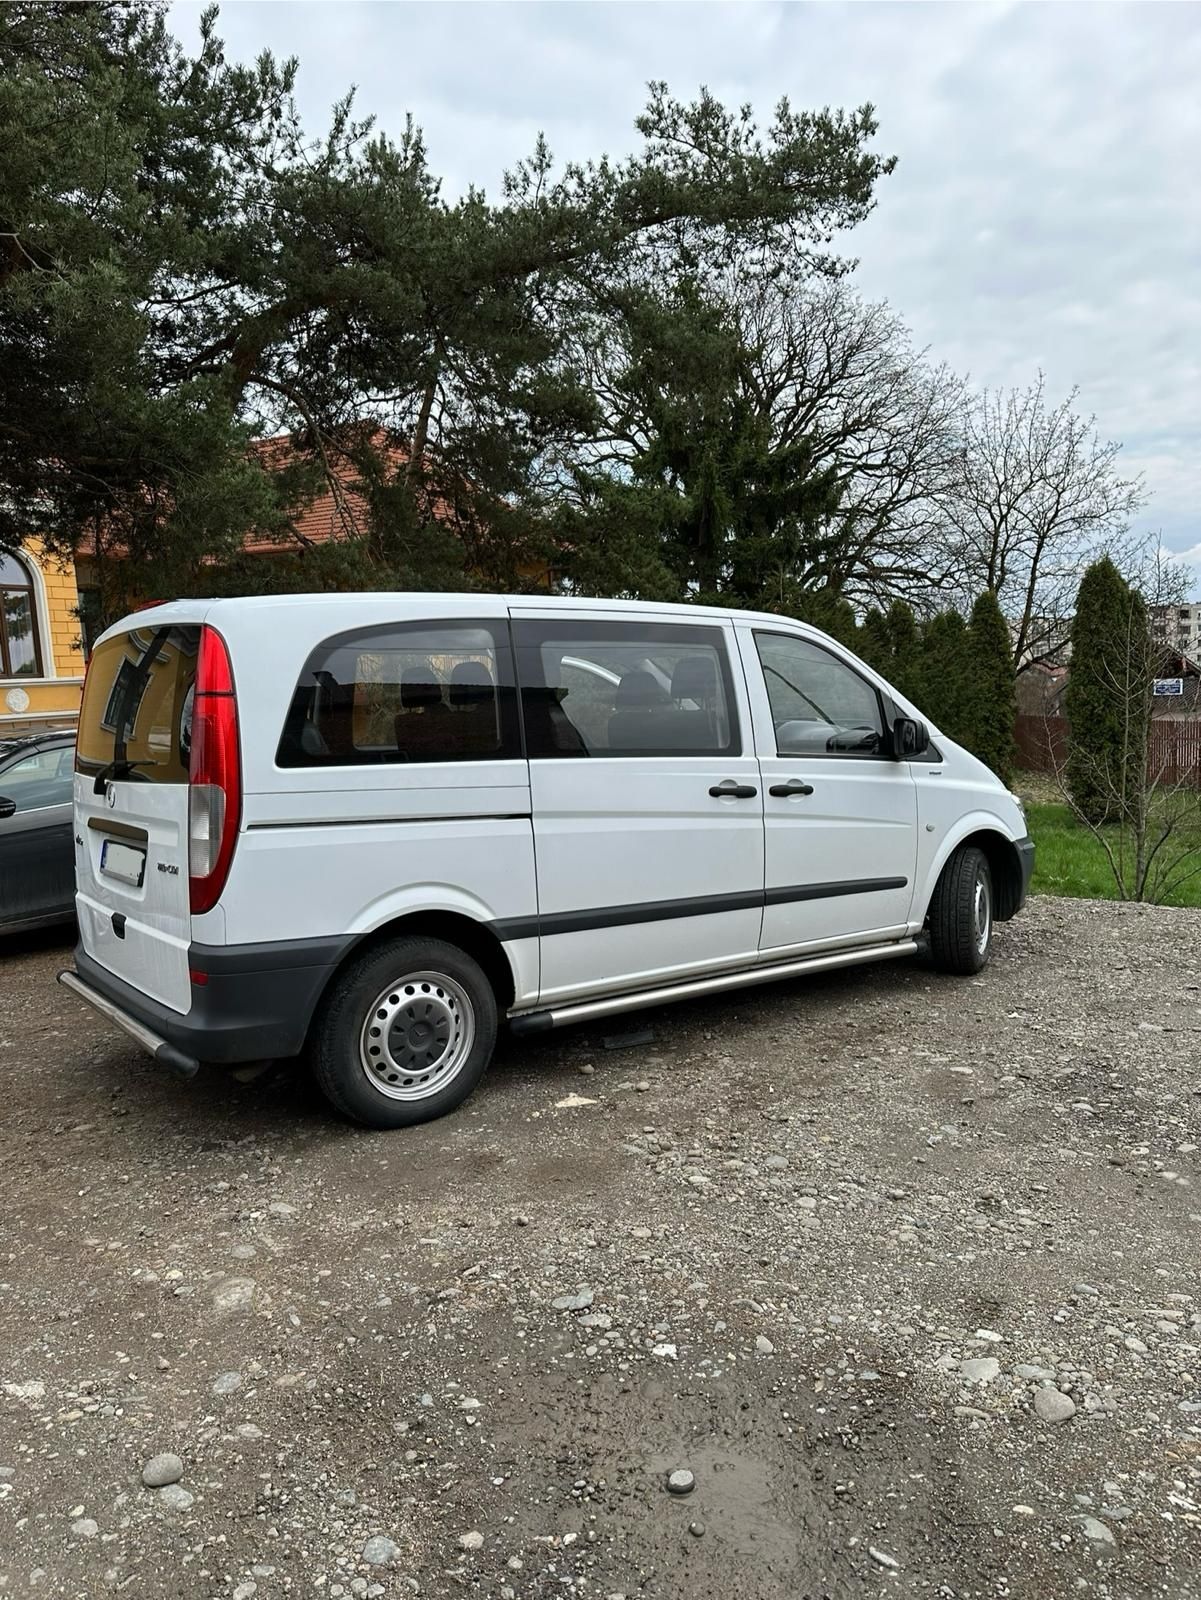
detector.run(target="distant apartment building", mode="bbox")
[1012,615,1072,668]
[1150,602,1201,657]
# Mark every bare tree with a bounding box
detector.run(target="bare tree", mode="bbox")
[943,377,1147,671]
[736,276,967,607]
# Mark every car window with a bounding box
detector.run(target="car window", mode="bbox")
[76,626,200,785]
[0,747,74,812]
[276,621,520,767]
[755,632,886,757]
[515,619,738,758]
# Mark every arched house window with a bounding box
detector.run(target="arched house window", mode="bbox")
[0,550,44,678]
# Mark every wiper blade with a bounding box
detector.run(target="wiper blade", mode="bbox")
[92,758,159,796]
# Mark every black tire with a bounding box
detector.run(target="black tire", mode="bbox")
[310,936,497,1129]
[927,845,993,975]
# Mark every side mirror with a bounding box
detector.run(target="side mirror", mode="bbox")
[0,796,16,820]
[891,716,928,760]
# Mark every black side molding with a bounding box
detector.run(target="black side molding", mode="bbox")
[764,877,907,906]
[491,877,909,944]
[492,887,764,943]
[190,934,349,975]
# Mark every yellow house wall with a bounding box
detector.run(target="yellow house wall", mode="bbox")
[0,539,85,733]
[40,547,87,679]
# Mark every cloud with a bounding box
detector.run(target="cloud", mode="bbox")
[1166,543,1201,592]
[172,1,1201,592]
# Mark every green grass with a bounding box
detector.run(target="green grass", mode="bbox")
[1023,800,1201,907]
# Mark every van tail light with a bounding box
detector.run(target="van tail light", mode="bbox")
[188,626,240,915]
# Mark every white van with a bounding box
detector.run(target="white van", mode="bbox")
[59,595,1033,1129]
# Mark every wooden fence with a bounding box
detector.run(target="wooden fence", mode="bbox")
[1015,714,1201,788]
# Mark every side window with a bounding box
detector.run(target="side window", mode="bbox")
[276,621,520,767]
[755,632,886,758]
[515,619,739,758]
[0,748,74,812]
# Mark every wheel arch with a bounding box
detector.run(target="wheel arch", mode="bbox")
[922,823,1026,925]
[318,911,519,1019]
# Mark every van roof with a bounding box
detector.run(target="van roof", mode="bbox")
[103,592,822,636]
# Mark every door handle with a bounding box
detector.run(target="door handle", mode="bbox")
[769,779,814,798]
[709,779,758,799]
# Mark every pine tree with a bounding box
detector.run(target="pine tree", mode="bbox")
[0,1,301,616]
[1065,558,1148,824]
[884,600,922,703]
[857,609,894,675]
[562,277,845,609]
[792,590,860,650]
[966,591,1017,784]
[919,611,975,744]
[2,6,896,620]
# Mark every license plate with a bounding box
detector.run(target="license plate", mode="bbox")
[100,838,146,888]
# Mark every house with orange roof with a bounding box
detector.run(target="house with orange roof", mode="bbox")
[3,430,549,736]
[3,435,385,735]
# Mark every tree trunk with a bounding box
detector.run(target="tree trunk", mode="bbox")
[407,360,439,489]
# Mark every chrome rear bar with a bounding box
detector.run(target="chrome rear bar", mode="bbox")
[57,969,200,1080]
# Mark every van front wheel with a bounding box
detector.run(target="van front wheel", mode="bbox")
[311,936,497,1128]
[927,845,993,975]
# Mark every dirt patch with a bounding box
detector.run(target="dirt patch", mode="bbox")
[0,901,1199,1598]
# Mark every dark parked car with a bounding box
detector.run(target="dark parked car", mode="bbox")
[0,731,76,935]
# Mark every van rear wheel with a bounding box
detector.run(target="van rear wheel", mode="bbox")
[927,845,993,975]
[311,936,497,1128]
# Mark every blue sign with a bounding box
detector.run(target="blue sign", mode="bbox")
[1153,678,1184,696]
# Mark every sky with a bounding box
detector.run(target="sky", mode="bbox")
[173,0,1201,596]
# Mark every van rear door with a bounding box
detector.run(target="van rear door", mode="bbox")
[74,619,202,1013]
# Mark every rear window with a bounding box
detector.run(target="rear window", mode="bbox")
[76,625,201,785]
[276,621,521,767]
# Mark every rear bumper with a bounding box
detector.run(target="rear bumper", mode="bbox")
[64,935,348,1066]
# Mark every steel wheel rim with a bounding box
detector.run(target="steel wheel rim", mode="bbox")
[358,971,475,1102]
[973,874,992,955]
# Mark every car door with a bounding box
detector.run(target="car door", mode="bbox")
[0,742,76,927]
[736,626,918,954]
[512,611,764,1006]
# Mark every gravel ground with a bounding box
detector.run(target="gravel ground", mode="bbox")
[1,897,1199,1600]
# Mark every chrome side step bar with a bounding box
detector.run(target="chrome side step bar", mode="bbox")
[57,969,200,1080]
[508,939,919,1036]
